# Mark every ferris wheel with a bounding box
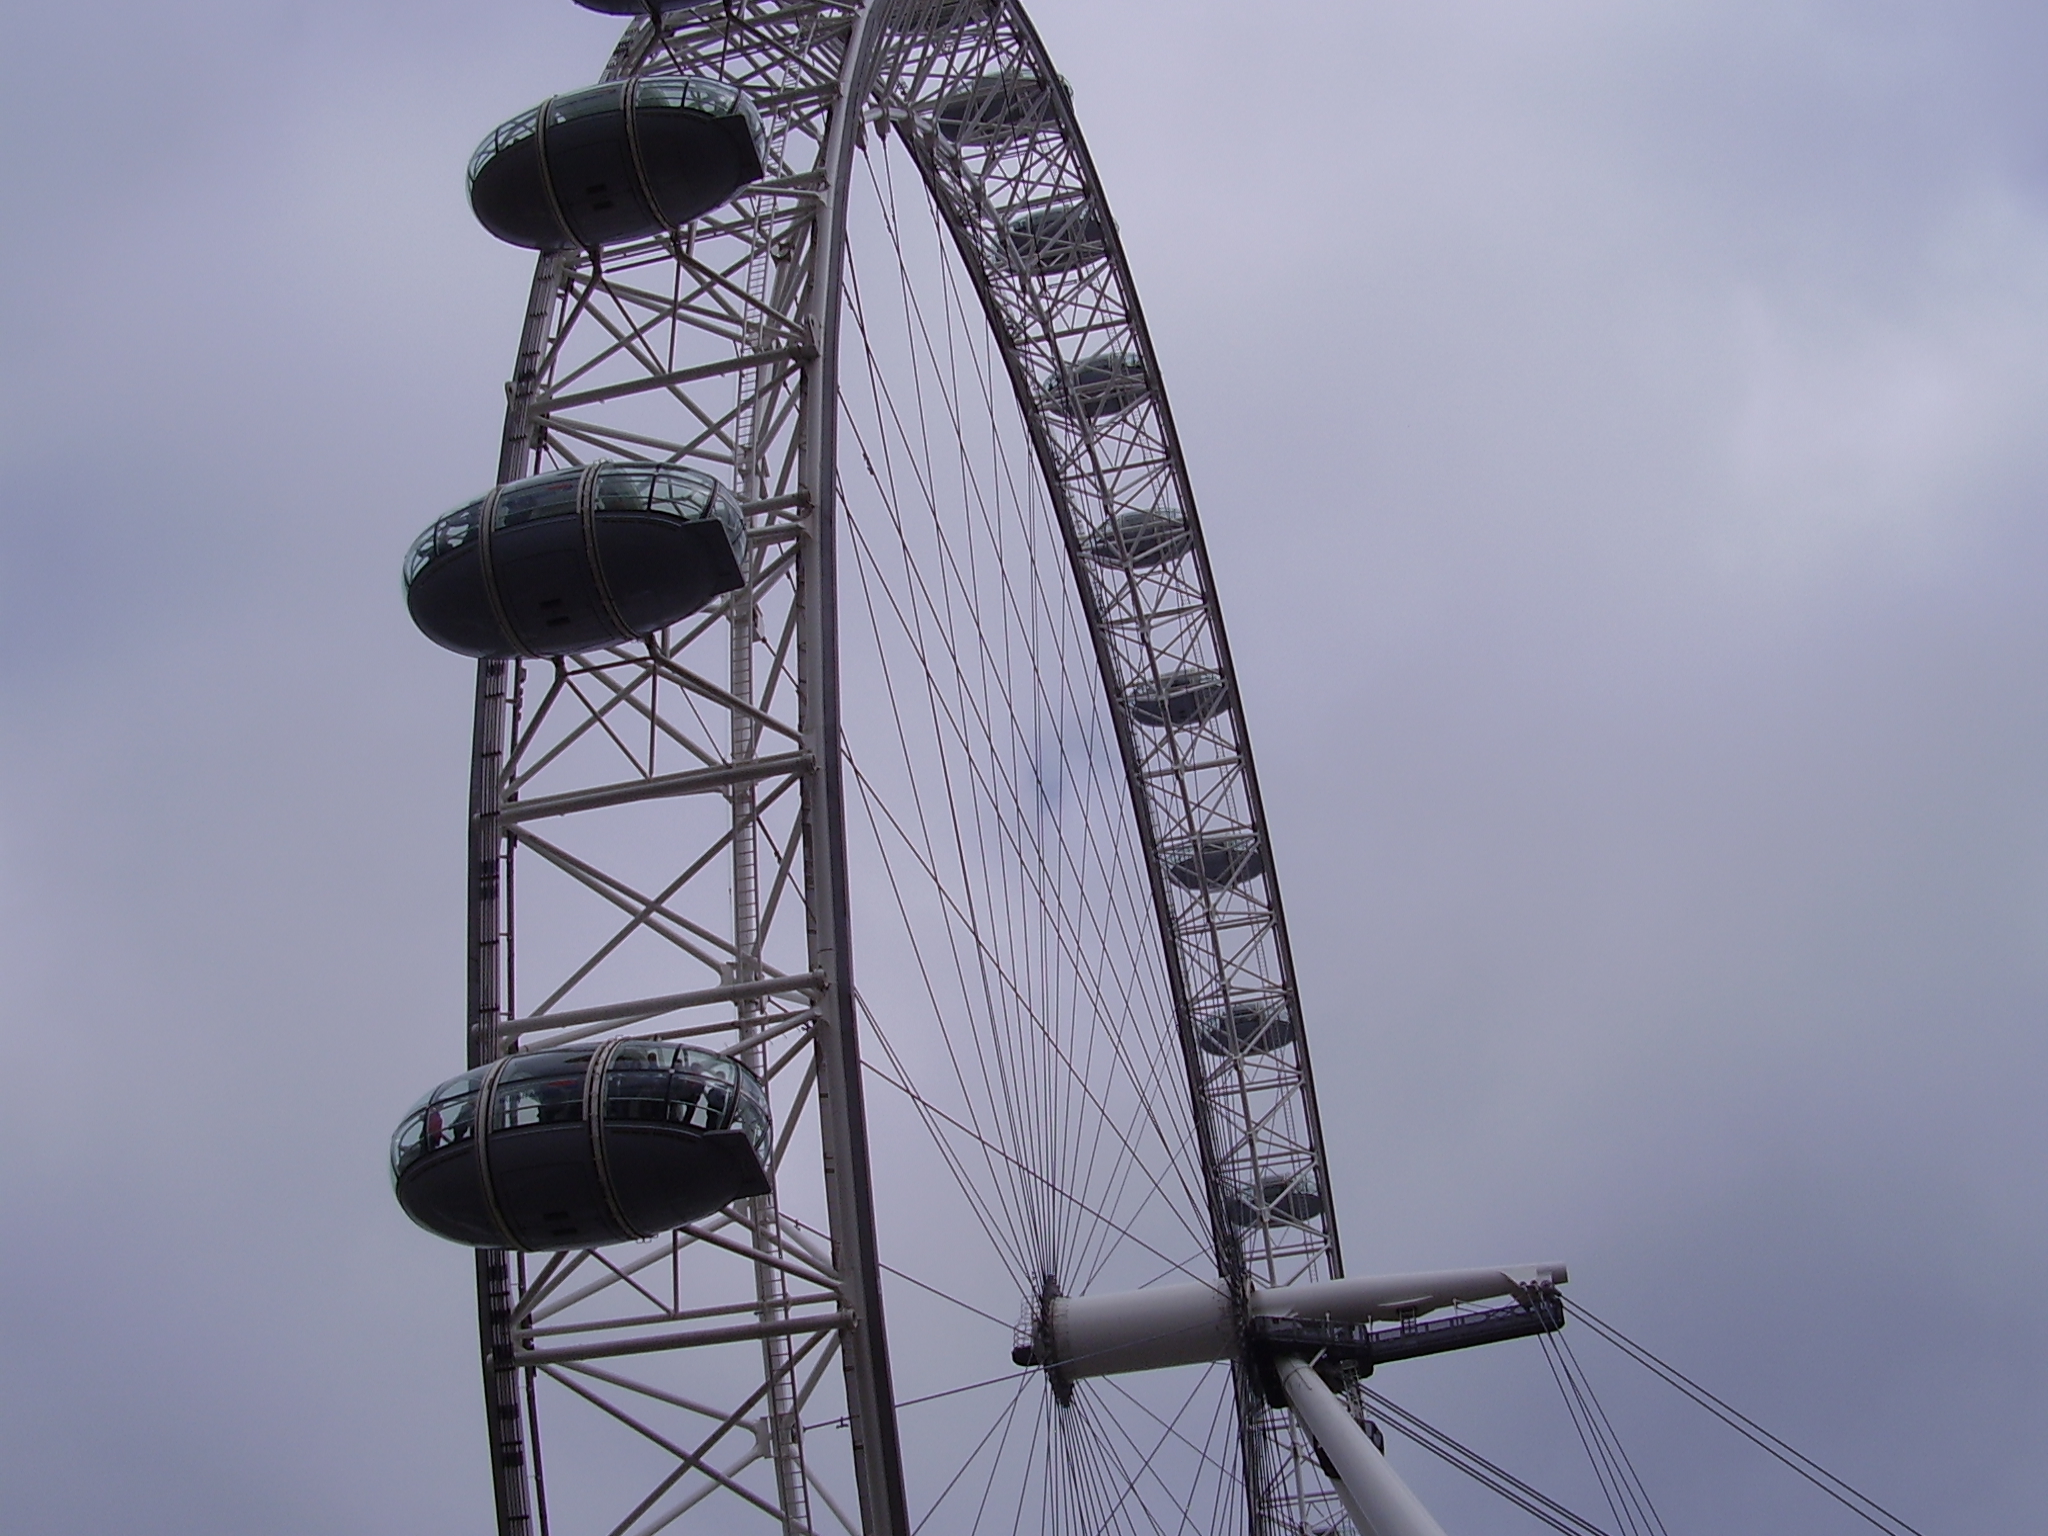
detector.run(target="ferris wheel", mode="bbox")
[388,4,1569,1535]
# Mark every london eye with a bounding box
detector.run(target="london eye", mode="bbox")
[392,4,1572,1533]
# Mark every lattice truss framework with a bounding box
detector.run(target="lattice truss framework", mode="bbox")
[451,6,1351,1536]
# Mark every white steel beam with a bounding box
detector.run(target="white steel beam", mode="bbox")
[1276,1355,1450,1536]
[1040,1264,1568,1381]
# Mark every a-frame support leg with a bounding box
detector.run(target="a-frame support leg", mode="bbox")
[1277,1355,1450,1536]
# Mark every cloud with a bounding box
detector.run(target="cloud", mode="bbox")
[0,0,2040,1530]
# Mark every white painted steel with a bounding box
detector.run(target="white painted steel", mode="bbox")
[1046,1264,1569,1381]
[1250,1265,1569,1324]
[1277,1357,1452,1536]
[1049,1280,1233,1379]
[459,10,908,1533]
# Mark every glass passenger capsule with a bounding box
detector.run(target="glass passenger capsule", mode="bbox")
[1085,508,1192,569]
[1124,668,1230,728]
[1223,1172,1323,1228]
[1041,353,1149,421]
[1002,201,1107,275]
[404,461,746,659]
[468,77,764,250]
[574,0,714,12]
[392,1041,773,1251]
[933,71,1061,145]
[893,0,996,32]
[1162,833,1264,891]
[1195,1000,1297,1056]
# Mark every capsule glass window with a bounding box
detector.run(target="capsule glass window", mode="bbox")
[406,499,481,583]
[404,529,438,586]
[467,107,539,184]
[635,76,748,128]
[549,83,626,127]
[491,1049,594,1131]
[438,500,484,556]
[493,468,581,530]
[593,464,659,517]
[390,1067,488,1178]
[603,1040,679,1123]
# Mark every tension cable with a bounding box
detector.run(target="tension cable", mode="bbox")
[1538,1324,1668,1536]
[1355,1385,1615,1536]
[1564,1298,1927,1536]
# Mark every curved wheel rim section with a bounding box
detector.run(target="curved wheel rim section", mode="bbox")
[451,6,1346,1536]
[861,14,1345,1536]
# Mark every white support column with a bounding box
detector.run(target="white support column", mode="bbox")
[1276,1355,1450,1536]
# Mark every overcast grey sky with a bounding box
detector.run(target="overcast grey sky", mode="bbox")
[0,1,2042,1531]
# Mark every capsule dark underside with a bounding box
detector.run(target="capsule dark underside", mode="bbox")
[470,80,764,251]
[409,509,741,658]
[400,1121,767,1250]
